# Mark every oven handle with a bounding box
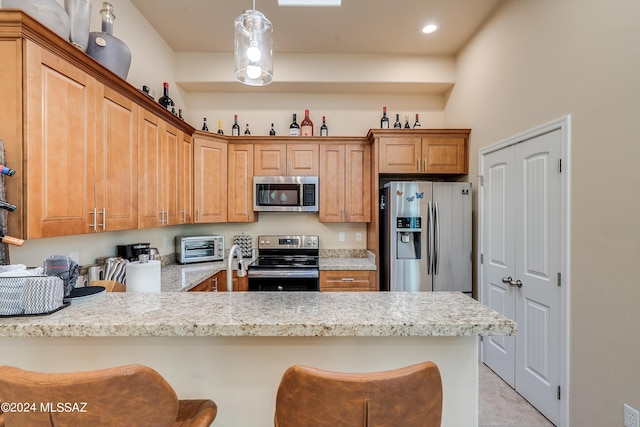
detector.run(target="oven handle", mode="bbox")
[248,270,319,278]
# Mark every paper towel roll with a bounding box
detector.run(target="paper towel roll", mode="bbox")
[125,260,161,293]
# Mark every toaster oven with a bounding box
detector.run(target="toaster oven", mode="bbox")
[175,235,225,264]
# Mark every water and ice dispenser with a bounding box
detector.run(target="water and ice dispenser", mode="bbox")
[396,217,421,259]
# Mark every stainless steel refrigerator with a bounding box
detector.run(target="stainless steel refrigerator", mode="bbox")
[380,181,472,293]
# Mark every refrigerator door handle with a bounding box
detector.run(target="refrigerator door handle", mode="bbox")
[427,201,433,275]
[434,201,440,275]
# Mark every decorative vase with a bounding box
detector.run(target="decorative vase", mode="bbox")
[0,0,70,40]
[64,0,91,51]
[86,2,131,80]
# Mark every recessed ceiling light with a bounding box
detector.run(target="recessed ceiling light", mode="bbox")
[422,23,439,34]
[278,0,341,6]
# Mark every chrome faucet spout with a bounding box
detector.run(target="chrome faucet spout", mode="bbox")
[227,245,246,292]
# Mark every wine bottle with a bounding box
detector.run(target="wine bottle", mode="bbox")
[320,116,328,136]
[0,200,17,212]
[217,119,224,135]
[380,106,389,129]
[202,118,209,132]
[301,109,314,136]
[232,115,240,136]
[158,82,172,110]
[178,109,184,120]
[244,124,251,135]
[404,114,411,129]
[289,114,300,136]
[413,113,421,129]
[0,164,16,176]
[393,114,402,129]
[269,123,276,136]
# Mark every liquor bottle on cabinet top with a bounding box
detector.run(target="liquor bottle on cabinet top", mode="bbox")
[413,114,421,129]
[244,124,251,135]
[217,119,224,134]
[202,118,209,132]
[289,114,300,136]
[380,106,389,129]
[158,82,172,110]
[320,116,328,136]
[404,114,411,129]
[232,115,240,136]
[300,109,314,136]
[269,123,276,136]
[178,109,184,120]
[393,114,402,129]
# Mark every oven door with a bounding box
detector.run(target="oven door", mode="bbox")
[248,269,319,291]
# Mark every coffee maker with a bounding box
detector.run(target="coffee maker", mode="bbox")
[117,243,150,262]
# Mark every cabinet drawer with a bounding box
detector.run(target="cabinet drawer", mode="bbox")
[319,270,374,292]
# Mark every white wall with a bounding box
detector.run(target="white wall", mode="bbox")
[444,0,640,425]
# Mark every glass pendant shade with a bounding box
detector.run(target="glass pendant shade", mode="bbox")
[234,9,273,86]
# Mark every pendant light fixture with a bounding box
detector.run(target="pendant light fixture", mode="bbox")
[234,0,273,86]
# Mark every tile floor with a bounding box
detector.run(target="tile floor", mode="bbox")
[479,363,555,427]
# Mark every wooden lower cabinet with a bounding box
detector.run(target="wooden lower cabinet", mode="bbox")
[188,271,248,292]
[319,270,375,292]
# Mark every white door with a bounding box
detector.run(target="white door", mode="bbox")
[481,126,564,426]
[481,147,517,386]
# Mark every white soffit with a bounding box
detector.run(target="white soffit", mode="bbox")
[278,0,341,6]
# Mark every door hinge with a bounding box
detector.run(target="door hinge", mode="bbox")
[557,385,561,400]
[558,158,562,173]
[480,336,484,342]
[557,272,562,287]
[480,253,484,264]
[479,175,484,186]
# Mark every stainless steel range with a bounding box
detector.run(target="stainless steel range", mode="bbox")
[248,235,319,291]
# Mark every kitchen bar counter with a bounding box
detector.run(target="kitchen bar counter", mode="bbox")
[0,292,514,427]
[0,292,515,338]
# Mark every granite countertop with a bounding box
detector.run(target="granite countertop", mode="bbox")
[0,292,516,338]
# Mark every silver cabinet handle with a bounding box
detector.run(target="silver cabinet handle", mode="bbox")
[417,158,421,172]
[423,158,427,173]
[99,208,106,230]
[181,210,186,223]
[341,278,355,282]
[89,208,97,231]
[212,276,218,292]
[196,210,200,222]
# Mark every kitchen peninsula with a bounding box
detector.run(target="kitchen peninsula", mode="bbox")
[0,292,516,427]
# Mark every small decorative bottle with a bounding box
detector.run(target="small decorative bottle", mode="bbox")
[86,2,131,80]
[244,124,251,135]
[320,116,328,136]
[269,123,276,136]
[202,118,209,132]
[217,119,224,135]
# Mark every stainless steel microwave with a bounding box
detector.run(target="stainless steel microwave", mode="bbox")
[175,235,225,264]
[253,176,319,212]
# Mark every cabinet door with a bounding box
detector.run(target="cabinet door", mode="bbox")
[422,137,467,174]
[254,144,286,176]
[228,144,255,222]
[138,109,163,228]
[177,132,193,224]
[188,276,212,292]
[319,145,345,222]
[194,135,227,223]
[287,144,319,176]
[319,271,374,292]
[26,43,97,238]
[164,123,180,225]
[344,144,371,222]
[378,138,421,173]
[95,86,138,232]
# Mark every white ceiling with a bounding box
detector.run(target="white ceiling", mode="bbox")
[129,0,503,55]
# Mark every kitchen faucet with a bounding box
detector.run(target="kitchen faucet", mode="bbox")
[226,245,247,292]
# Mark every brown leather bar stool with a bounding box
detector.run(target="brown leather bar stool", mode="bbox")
[0,364,216,427]
[274,361,443,427]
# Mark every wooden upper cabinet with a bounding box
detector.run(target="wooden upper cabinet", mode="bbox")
[25,43,98,238]
[137,109,164,228]
[228,144,256,223]
[378,138,422,173]
[254,143,318,176]
[193,133,227,223]
[372,130,470,175]
[96,86,138,232]
[319,142,370,223]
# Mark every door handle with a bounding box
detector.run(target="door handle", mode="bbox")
[89,208,97,231]
[502,277,523,288]
[99,208,106,230]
